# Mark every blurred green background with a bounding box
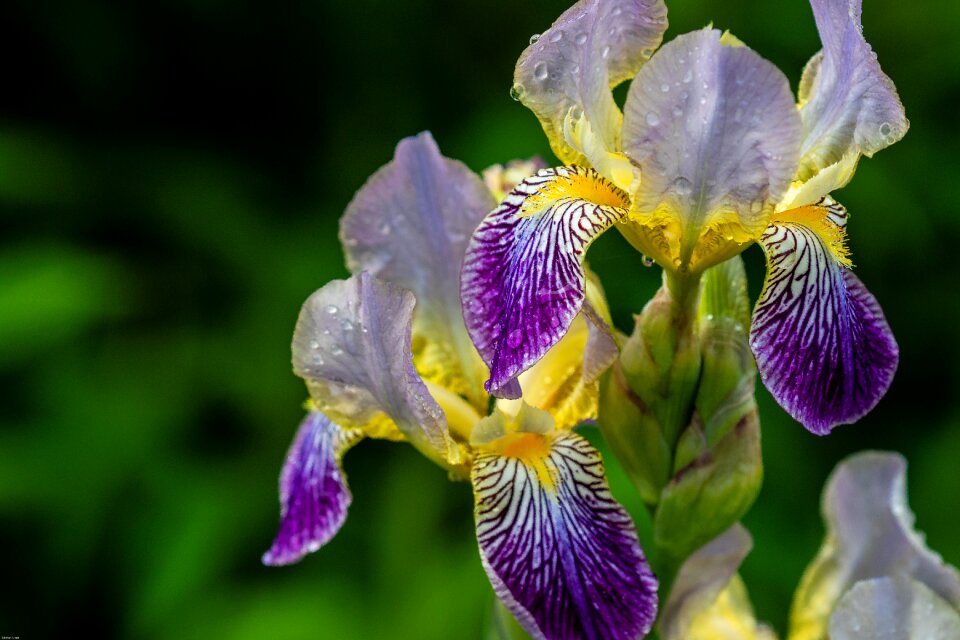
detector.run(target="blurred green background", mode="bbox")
[1,0,957,637]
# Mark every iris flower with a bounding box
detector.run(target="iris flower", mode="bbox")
[659,452,960,640]
[263,133,659,640]
[460,0,907,434]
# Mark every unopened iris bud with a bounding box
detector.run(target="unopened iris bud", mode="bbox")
[653,257,763,564]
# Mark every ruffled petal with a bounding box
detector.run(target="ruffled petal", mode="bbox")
[789,452,960,640]
[292,272,456,464]
[621,28,802,271]
[828,577,960,640]
[750,200,897,434]
[661,524,754,640]
[472,429,658,640]
[514,0,668,167]
[263,411,361,566]
[340,132,495,407]
[460,166,629,399]
[797,0,908,181]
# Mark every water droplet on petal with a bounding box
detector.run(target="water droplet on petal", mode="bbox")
[529,33,541,45]
[325,305,339,315]
[660,82,670,93]
[309,340,320,350]
[642,255,655,267]
[340,318,354,331]
[331,345,343,356]
[510,83,525,101]
[533,62,549,81]
[641,48,654,58]
[601,45,611,59]
[575,32,588,46]
[550,30,564,43]
[507,329,523,348]
[878,121,892,136]
[672,106,683,117]
[682,69,692,83]
[379,221,391,234]
[611,5,622,16]
[645,111,660,126]
[673,176,693,195]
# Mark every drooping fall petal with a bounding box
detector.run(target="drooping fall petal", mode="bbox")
[263,411,361,566]
[750,200,897,434]
[461,166,629,398]
[472,429,658,640]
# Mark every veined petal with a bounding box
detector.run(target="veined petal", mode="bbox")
[797,0,908,181]
[622,28,802,271]
[263,411,361,566]
[460,166,629,399]
[340,132,495,407]
[828,577,960,640]
[472,429,658,640]
[789,452,960,640]
[514,0,668,166]
[292,272,456,465]
[750,200,897,434]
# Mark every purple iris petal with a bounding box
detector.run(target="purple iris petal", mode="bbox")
[514,0,668,164]
[472,432,658,640]
[460,166,628,399]
[263,411,360,566]
[293,272,453,462]
[750,204,898,434]
[798,0,908,178]
[340,132,495,400]
[622,29,802,245]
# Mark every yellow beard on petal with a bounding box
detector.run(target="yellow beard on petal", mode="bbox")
[772,203,852,268]
[490,432,557,491]
[519,166,631,218]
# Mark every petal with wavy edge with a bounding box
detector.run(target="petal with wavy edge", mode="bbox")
[789,452,960,640]
[829,577,960,640]
[750,200,897,434]
[460,166,629,399]
[292,272,455,464]
[472,430,658,640]
[661,525,752,640]
[340,132,495,407]
[263,411,361,566]
[622,28,801,271]
[514,0,667,166]
[797,0,908,181]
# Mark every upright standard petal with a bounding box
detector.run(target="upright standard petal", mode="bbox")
[829,577,960,640]
[514,0,667,165]
[750,200,897,434]
[797,0,908,180]
[340,132,496,407]
[292,272,455,464]
[472,429,658,640]
[460,166,629,399]
[661,525,753,640]
[263,411,361,566]
[789,452,960,640]
[621,29,802,271]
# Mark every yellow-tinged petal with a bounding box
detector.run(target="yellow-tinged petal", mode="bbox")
[687,576,778,640]
[771,198,852,268]
[423,380,484,444]
[778,153,859,211]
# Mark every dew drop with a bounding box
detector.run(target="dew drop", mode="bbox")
[325,304,339,315]
[550,30,564,43]
[642,255,655,267]
[878,121,892,136]
[682,69,692,83]
[611,5,622,16]
[309,340,320,350]
[575,32,588,46]
[660,82,670,93]
[331,345,343,356]
[641,48,654,58]
[379,221,391,234]
[507,329,523,348]
[645,111,660,126]
[510,83,526,101]
[601,45,611,59]
[672,106,683,117]
[699,96,708,105]
[529,33,541,45]
[534,61,549,81]
[340,318,354,331]
[673,176,693,195]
